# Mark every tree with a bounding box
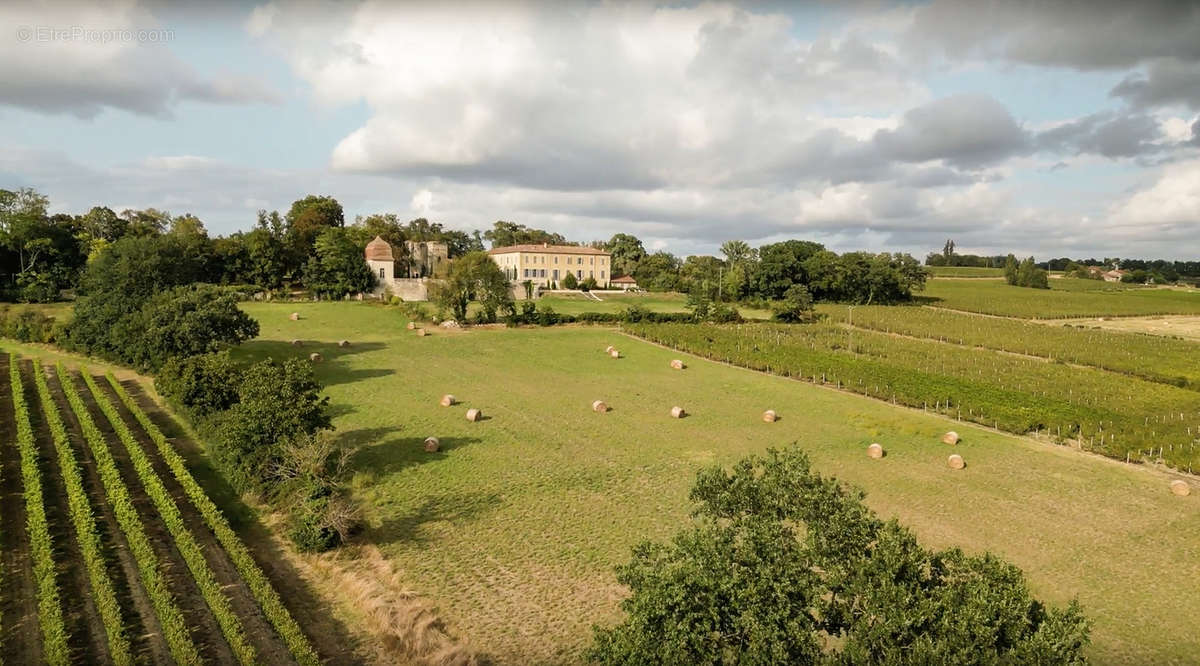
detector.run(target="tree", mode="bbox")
[606,233,647,277]
[1003,254,1019,285]
[484,220,567,248]
[156,352,242,416]
[285,195,344,264]
[943,238,956,263]
[211,358,332,493]
[1009,256,1049,289]
[754,240,825,300]
[562,272,579,289]
[433,251,513,323]
[589,447,1090,665]
[66,234,211,359]
[135,285,260,370]
[303,227,376,298]
[720,240,755,266]
[633,251,682,292]
[772,284,814,322]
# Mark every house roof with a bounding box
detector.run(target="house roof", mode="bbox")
[488,243,610,256]
[365,235,394,261]
[611,275,637,283]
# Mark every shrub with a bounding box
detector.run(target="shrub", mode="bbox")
[156,352,240,416]
[563,272,579,289]
[0,306,57,343]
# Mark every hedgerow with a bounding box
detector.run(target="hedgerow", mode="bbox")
[8,355,69,665]
[55,363,203,666]
[30,360,133,665]
[81,370,256,665]
[104,372,321,666]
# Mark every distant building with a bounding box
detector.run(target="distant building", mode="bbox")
[1102,269,1127,283]
[611,275,638,291]
[488,243,611,289]
[365,236,441,300]
[405,240,449,278]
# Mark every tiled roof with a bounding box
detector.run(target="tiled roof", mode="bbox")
[610,275,637,283]
[488,243,610,256]
[365,235,394,261]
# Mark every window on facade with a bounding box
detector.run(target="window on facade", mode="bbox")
[540,269,546,278]
[379,267,385,278]
[554,256,558,264]
[523,269,529,278]
[553,269,558,279]
[576,270,582,278]
[601,270,606,278]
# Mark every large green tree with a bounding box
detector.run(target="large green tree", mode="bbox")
[754,240,825,300]
[484,220,567,248]
[285,195,345,264]
[432,251,513,322]
[590,448,1089,665]
[135,285,260,370]
[303,227,376,298]
[606,233,647,278]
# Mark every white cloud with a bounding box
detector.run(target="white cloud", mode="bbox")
[1109,159,1200,232]
[0,1,280,118]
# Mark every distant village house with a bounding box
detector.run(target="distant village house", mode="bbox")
[611,275,638,291]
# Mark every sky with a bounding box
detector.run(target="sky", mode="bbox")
[2,0,1199,260]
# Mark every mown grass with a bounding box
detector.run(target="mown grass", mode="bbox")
[922,278,1200,318]
[236,301,1200,665]
[497,291,774,320]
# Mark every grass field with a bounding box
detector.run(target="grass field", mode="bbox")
[510,291,774,320]
[922,278,1200,318]
[235,301,1199,665]
[926,266,1004,277]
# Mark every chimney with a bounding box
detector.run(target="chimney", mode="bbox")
[543,242,548,248]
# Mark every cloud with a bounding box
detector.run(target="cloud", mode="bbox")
[905,1,1200,70]
[873,94,1030,167]
[1111,58,1200,110]
[253,1,928,190]
[1108,159,1200,237]
[1036,111,1165,158]
[0,2,280,118]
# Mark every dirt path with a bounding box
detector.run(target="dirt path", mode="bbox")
[46,369,173,666]
[67,372,237,665]
[118,379,365,665]
[0,355,43,663]
[18,361,111,665]
[92,374,297,666]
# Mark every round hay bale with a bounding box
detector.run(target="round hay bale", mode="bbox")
[670,406,685,419]
[947,454,965,470]
[439,394,456,407]
[465,408,482,422]
[406,322,416,330]
[670,359,685,370]
[423,437,440,453]
[592,400,608,413]
[415,328,427,337]
[762,409,777,423]
[338,340,350,347]
[609,349,620,359]
[605,345,615,354]
[867,443,884,459]
[289,312,300,321]
[308,352,323,363]
[1170,480,1190,497]
[290,339,303,346]
[941,431,960,445]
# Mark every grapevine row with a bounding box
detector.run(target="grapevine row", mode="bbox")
[625,323,1200,471]
[8,356,70,664]
[81,370,257,665]
[30,359,133,665]
[55,363,203,665]
[104,372,322,666]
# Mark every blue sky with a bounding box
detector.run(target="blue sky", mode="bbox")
[2,1,1197,260]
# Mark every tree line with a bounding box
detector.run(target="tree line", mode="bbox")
[0,188,485,302]
[929,238,1200,285]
